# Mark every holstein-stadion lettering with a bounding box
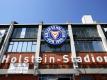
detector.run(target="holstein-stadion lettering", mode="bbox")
[43,26,67,45]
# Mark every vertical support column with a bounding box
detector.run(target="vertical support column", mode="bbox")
[34,23,42,75]
[68,24,78,69]
[97,24,107,51]
[0,22,14,63]
[68,24,79,79]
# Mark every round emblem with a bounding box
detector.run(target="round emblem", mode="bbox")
[43,25,67,45]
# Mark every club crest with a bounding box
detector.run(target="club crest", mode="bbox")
[50,31,60,40]
[43,26,67,45]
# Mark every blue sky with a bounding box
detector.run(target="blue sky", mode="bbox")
[0,0,107,24]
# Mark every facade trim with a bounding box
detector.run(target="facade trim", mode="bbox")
[1,69,107,74]
[34,23,42,75]
[97,24,107,51]
[68,24,78,69]
[0,22,14,63]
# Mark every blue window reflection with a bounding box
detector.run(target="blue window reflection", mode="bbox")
[8,42,13,52]
[75,41,105,52]
[7,42,36,52]
[27,42,32,52]
[17,42,23,52]
[12,42,18,52]
[22,42,27,52]
[32,42,36,52]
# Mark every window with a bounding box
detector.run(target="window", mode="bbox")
[12,28,22,38]
[20,28,26,38]
[27,42,32,52]
[8,42,14,52]
[22,42,27,52]
[12,42,18,52]
[12,27,38,38]
[80,76,94,80]
[8,42,36,52]
[40,41,71,52]
[39,75,72,80]
[72,26,105,52]
[32,42,37,52]
[75,41,105,52]
[8,26,38,53]
[17,42,23,52]
[58,78,70,80]
[25,28,38,38]
[73,27,99,38]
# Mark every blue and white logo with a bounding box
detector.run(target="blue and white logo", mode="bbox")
[43,25,67,45]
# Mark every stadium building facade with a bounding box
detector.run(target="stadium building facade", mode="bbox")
[0,15,107,80]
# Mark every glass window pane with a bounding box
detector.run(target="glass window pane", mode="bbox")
[27,42,32,52]
[10,42,13,45]
[66,43,71,52]
[80,76,93,80]
[88,41,94,51]
[55,46,60,52]
[12,42,18,52]
[75,41,105,52]
[32,44,36,52]
[25,28,37,38]
[22,42,27,52]
[8,41,38,52]
[17,42,23,52]
[79,41,84,51]
[33,42,36,44]
[20,28,26,38]
[41,43,45,52]
[12,28,22,38]
[73,27,99,38]
[45,44,53,52]
[8,44,13,52]
[83,42,88,51]
[60,44,66,52]
[93,41,105,51]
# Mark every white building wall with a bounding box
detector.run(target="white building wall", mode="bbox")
[82,15,94,24]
